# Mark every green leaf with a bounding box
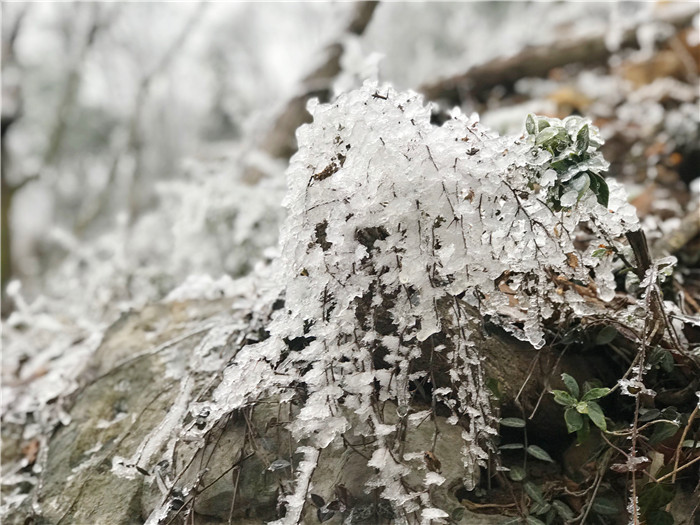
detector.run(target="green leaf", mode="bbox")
[486,377,503,400]
[595,326,617,345]
[646,510,674,525]
[591,496,620,516]
[498,518,523,525]
[582,379,603,394]
[650,349,674,373]
[526,517,546,525]
[576,417,591,443]
[576,124,590,154]
[592,248,608,258]
[508,465,527,481]
[500,443,525,450]
[585,401,607,431]
[501,417,527,428]
[564,407,584,433]
[589,173,609,207]
[499,519,523,525]
[551,500,575,521]
[560,373,579,399]
[545,509,556,525]
[535,127,560,147]
[639,408,661,422]
[581,388,610,401]
[649,422,680,445]
[638,483,675,515]
[527,445,554,463]
[549,158,571,172]
[537,119,551,132]
[526,114,537,135]
[551,390,577,407]
[572,173,591,201]
[660,351,674,373]
[530,501,551,516]
[524,481,546,504]
[660,407,680,420]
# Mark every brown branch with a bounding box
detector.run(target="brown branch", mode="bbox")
[626,230,666,347]
[250,1,379,176]
[419,7,697,105]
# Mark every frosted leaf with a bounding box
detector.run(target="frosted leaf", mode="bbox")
[368,447,390,470]
[560,190,579,208]
[618,378,656,398]
[269,446,321,525]
[540,168,558,187]
[424,472,446,486]
[408,410,432,424]
[421,507,449,521]
[164,274,238,302]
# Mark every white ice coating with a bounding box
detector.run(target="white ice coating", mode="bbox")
[238,82,637,519]
[150,82,640,522]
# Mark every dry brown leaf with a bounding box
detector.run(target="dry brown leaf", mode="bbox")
[548,86,592,115]
[21,439,40,465]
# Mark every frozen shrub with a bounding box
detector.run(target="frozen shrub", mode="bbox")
[201,81,639,522]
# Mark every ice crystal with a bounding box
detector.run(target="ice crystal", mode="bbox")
[203,81,639,520]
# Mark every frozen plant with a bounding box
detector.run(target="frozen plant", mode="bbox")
[201,81,639,522]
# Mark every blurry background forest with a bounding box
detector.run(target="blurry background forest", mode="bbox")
[1,2,699,521]
[2,0,699,450]
[4,2,696,326]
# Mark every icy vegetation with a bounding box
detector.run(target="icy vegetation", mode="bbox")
[3,3,698,523]
[3,77,646,522]
[157,82,640,523]
[1,151,284,414]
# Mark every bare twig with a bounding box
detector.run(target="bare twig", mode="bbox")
[126,3,208,224]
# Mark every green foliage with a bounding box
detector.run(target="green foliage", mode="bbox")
[499,414,560,523]
[649,422,680,445]
[524,481,546,504]
[508,465,527,481]
[525,114,609,209]
[595,326,618,345]
[551,500,575,521]
[639,483,675,523]
[564,407,584,433]
[561,373,579,399]
[551,373,610,432]
[591,496,621,516]
[501,417,527,428]
[526,445,554,463]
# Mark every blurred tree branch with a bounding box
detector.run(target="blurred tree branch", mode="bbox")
[2,4,29,306]
[246,1,378,182]
[419,6,697,106]
[126,2,208,225]
[42,4,103,168]
[2,4,104,295]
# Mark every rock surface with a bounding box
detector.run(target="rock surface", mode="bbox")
[1,297,601,524]
[3,294,548,525]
